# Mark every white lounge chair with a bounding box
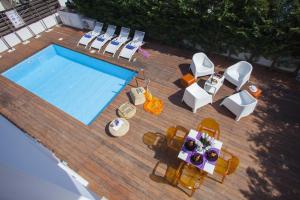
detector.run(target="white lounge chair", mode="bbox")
[118,30,145,61]
[220,90,257,121]
[3,32,21,52]
[89,25,116,52]
[42,14,58,31]
[224,61,252,91]
[16,27,34,44]
[103,27,130,56]
[77,22,103,48]
[190,52,214,78]
[28,21,46,38]
[182,82,212,113]
[0,38,9,55]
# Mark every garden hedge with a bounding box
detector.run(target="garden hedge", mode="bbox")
[68,0,300,72]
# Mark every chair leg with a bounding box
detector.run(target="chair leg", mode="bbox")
[235,115,241,121]
[152,161,161,174]
[220,100,224,106]
[220,175,226,183]
[189,189,195,197]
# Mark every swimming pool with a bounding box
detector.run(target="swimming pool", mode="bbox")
[2,44,136,125]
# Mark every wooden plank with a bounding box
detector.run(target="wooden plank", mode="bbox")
[0,26,299,200]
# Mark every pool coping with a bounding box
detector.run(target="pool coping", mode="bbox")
[53,42,139,74]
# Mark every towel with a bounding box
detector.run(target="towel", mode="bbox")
[111,41,120,45]
[84,34,91,38]
[126,44,136,49]
[97,37,105,42]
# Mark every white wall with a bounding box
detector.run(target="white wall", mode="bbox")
[0,115,101,200]
[0,164,86,200]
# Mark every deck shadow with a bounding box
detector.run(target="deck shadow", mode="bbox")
[168,89,192,111]
[178,63,190,75]
[211,98,237,120]
[143,131,183,187]
[240,80,300,200]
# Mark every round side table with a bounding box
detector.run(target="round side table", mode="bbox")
[109,118,130,137]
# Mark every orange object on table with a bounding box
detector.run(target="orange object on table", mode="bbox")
[181,73,196,87]
[144,91,163,115]
[249,88,262,98]
[144,98,164,115]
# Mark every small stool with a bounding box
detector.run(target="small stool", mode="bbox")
[249,88,262,98]
[117,102,136,119]
[130,87,146,105]
[109,118,130,137]
[181,73,196,87]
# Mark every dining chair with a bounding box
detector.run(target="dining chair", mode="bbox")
[214,148,239,183]
[166,125,189,151]
[197,118,220,139]
[143,132,166,150]
[176,162,206,197]
[151,160,181,186]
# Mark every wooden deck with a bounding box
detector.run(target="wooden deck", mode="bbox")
[0,26,299,200]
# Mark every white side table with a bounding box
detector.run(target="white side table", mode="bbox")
[204,74,225,96]
[109,118,130,137]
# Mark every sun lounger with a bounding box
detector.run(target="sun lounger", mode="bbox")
[118,30,145,61]
[0,38,9,55]
[28,21,46,38]
[16,26,34,44]
[77,22,103,48]
[3,32,21,52]
[89,24,116,52]
[103,27,130,56]
[42,14,58,31]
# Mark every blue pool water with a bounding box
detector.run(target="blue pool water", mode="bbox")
[2,44,136,125]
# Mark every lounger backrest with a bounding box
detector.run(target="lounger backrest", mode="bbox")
[42,14,57,29]
[106,25,116,37]
[3,32,21,48]
[92,22,103,34]
[28,21,46,35]
[0,38,9,53]
[119,27,130,39]
[16,27,34,41]
[133,30,145,43]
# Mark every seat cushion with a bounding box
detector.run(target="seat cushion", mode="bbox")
[186,83,210,100]
[240,91,256,105]
[203,57,212,68]
[226,70,240,82]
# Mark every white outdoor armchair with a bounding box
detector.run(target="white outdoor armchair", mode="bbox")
[220,90,257,121]
[189,52,214,78]
[182,83,212,113]
[224,61,252,91]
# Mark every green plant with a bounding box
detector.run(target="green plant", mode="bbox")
[70,0,300,72]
